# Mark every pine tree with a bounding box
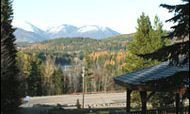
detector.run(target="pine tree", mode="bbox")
[128,12,152,55]
[125,13,166,109]
[52,67,63,95]
[1,0,21,113]
[125,13,163,73]
[16,52,32,96]
[139,1,189,107]
[140,0,189,64]
[150,15,165,49]
[160,0,189,39]
[84,56,93,92]
[28,54,42,96]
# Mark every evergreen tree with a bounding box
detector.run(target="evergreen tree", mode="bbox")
[139,1,189,108]
[52,67,63,95]
[140,0,189,64]
[125,13,163,73]
[125,13,166,109]
[150,15,165,49]
[128,12,152,55]
[160,0,189,39]
[16,52,32,96]
[63,74,69,94]
[28,54,42,96]
[84,56,93,92]
[1,0,21,113]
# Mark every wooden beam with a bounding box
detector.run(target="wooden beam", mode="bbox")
[140,91,147,114]
[126,89,132,113]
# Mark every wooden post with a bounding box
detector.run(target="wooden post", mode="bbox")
[140,91,147,114]
[176,93,180,114]
[126,89,132,113]
[82,67,85,109]
[178,87,186,114]
[179,93,183,114]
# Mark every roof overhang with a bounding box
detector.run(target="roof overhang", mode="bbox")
[114,61,189,91]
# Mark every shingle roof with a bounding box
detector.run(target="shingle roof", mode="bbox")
[114,61,189,87]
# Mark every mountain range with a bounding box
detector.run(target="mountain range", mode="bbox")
[14,22,121,43]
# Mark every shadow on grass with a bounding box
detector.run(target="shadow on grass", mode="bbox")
[19,104,56,114]
[48,108,127,114]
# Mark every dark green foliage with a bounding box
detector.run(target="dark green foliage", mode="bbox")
[18,35,130,54]
[150,92,176,108]
[1,0,21,113]
[84,56,94,92]
[139,41,189,64]
[103,33,133,42]
[63,74,69,94]
[139,0,189,64]
[128,13,165,55]
[125,13,169,109]
[125,13,165,73]
[28,55,42,96]
[53,67,64,95]
[136,12,152,38]
[160,0,189,39]
[136,1,189,109]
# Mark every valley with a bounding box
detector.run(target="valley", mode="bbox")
[16,34,133,96]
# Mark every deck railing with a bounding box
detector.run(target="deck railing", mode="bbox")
[129,107,189,114]
[48,106,189,114]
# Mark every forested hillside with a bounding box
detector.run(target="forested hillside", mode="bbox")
[16,14,171,107]
[16,34,132,96]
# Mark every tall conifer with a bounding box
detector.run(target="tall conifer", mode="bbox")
[160,0,189,39]
[1,0,21,113]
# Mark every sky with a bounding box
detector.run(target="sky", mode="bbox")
[12,0,183,34]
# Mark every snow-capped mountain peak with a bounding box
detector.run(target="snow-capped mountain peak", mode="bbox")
[14,23,121,42]
[78,25,98,33]
[46,24,77,33]
[25,22,46,34]
[77,25,108,33]
[14,21,35,32]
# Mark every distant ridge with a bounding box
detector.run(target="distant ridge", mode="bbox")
[14,22,121,43]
